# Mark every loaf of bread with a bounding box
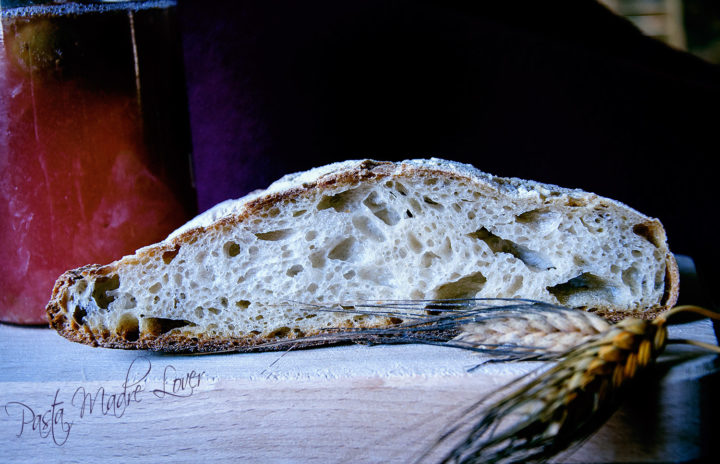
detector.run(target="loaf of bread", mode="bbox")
[46,159,678,352]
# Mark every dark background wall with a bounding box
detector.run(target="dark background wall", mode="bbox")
[178,0,720,308]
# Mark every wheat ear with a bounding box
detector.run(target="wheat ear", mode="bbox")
[453,307,611,355]
[427,305,720,464]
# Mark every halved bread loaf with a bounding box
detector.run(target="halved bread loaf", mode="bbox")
[46,159,678,352]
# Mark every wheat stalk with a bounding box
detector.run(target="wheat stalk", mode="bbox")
[423,305,720,464]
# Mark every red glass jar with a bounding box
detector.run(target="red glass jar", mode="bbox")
[1,1,196,324]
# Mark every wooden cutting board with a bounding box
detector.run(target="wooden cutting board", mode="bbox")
[1,317,718,463]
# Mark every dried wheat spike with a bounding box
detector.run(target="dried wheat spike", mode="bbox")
[453,308,611,353]
[436,316,668,464]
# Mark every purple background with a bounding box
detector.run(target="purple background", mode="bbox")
[177,0,720,307]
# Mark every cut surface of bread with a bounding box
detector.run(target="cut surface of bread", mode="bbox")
[47,159,679,352]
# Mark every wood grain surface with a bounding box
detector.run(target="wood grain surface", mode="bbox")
[1,320,718,463]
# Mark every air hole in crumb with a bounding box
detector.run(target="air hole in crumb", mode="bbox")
[468,227,553,271]
[73,306,87,324]
[143,317,194,336]
[373,208,400,225]
[632,222,661,248]
[148,282,162,294]
[363,191,400,226]
[433,272,487,299]
[287,264,304,277]
[255,229,293,241]
[516,208,562,234]
[117,313,139,341]
[507,275,524,295]
[622,266,641,294]
[92,274,120,309]
[293,209,307,217]
[317,188,360,212]
[268,326,292,339]
[517,209,546,223]
[408,232,423,253]
[208,307,221,315]
[343,270,356,280]
[224,241,241,257]
[162,245,180,264]
[328,237,356,261]
[352,215,386,242]
[310,251,326,268]
[423,196,443,209]
[408,198,422,214]
[547,273,614,305]
[566,197,587,207]
[441,237,453,257]
[236,300,251,309]
[421,252,440,268]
